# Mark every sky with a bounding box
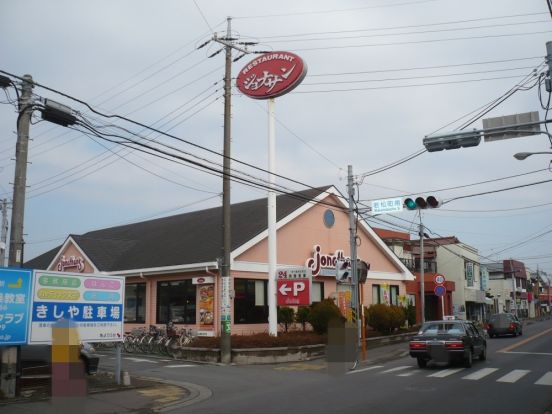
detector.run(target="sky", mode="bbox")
[1,0,552,276]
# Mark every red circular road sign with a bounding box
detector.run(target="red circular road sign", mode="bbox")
[236,51,307,99]
[434,274,446,285]
[434,285,446,297]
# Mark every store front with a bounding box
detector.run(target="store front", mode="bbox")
[26,186,415,336]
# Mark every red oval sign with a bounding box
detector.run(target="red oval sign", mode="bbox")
[196,277,205,284]
[236,51,307,99]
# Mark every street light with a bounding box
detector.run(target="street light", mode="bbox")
[513,151,552,160]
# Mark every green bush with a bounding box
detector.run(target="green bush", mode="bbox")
[307,299,343,335]
[277,307,295,332]
[295,306,310,332]
[405,304,417,327]
[366,304,406,335]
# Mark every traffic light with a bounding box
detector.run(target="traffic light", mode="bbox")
[423,130,481,152]
[404,196,440,210]
[335,259,350,282]
[357,260,370,284]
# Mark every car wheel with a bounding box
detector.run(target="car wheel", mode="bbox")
[513,331,517,337]
[464,350,473,368]
[479,345,487,361]
[417,357,428,368]
[519,329,523,336]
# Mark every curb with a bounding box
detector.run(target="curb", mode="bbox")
[135,375,212,412]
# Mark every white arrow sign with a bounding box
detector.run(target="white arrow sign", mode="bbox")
[279,283,292,295]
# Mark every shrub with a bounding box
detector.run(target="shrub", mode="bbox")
[307,299,343,335]
[295,307,310,331]
[405,304,417,327]
[366,304,406,335]
[277,307,295,332]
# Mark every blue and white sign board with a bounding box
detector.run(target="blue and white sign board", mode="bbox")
[371,198,403,215]
[0,268,32,345]
[29,270,125,344]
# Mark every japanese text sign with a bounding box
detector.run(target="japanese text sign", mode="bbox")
[29,271,125,344]
[0,268,32,345]
[277,267,312,306]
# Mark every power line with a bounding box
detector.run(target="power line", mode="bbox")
[234,0,441,19]
[253,12,548,39]
[444,178,552,204]
[438,201,552,213]
[291,30,552,52]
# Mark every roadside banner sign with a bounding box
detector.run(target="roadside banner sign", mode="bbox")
[29,271,125,344]
[277,267,312,306]
[0,268,32,345]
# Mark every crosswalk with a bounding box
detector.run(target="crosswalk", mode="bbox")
[348,364,552,386]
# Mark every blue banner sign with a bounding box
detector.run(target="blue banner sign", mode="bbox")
[0,268,32,345]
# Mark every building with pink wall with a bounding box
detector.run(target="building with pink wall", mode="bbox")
[26,186,414,336]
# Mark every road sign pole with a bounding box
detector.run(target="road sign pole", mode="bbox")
[442,295,445,318]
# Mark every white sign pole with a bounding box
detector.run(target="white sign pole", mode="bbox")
[268,98,278,336]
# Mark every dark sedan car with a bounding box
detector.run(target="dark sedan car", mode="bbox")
[409,319,487,368]
[486,313,523,337]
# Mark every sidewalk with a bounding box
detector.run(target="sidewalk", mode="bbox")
[0,373,211,414]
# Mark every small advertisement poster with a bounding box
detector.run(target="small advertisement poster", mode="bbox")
[337,284,352,322]
[198,284,214,337]
[29,271,125,344]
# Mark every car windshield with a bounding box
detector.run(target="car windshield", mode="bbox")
[419,323,465,335]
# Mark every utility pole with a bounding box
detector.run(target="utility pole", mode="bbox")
[8,74,33,267]
[346,166,360,348]
[220,17,233,365]
[545,41,552,92]
[509,259,518,317]
[0,199,8,266]
[419,216,425,324]
[2,74,33,399]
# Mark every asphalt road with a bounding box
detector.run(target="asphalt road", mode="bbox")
[98,318,552,414]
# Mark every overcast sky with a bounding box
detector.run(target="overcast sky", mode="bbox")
[2,0,552,275]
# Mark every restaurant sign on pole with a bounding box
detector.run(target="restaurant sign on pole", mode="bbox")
[0,268,32,345]
[29,271,125,344]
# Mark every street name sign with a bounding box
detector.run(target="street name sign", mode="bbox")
[371,198,403,214]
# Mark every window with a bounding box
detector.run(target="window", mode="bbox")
[372,284,381,304]
[312,282,324,303]
[157,280,196,324]
[420,323,465,335]
[390,285,399,305]
[125,283,146,323]
[234,279,268,324]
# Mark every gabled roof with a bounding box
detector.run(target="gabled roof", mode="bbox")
[25,186,334,272]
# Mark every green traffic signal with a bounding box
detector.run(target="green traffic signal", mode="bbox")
[403,196,441,210]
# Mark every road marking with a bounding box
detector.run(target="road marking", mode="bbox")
[160,359,173,362]
[347,365,383,375]
[427,368,465,378]
[124,357,157,363]
[381,365,412,374]
[502,351,552,357]
[535,372,552,386]
[462,368,499,381]
[397,370,417,377]
[164,364,196,368]
[496,369,530,383]
[498,327,552,353]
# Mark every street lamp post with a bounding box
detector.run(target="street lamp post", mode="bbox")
[513,151,552,160]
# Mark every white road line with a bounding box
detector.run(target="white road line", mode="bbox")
[381,365,412,374]
[427,368,465,378]
[124,357,157,363]
[503,351,552,356]
[159,359,173,362]
[164,364,196,368]
[496,370,530,383]
[535,372,552,386]
[347,365,383,375]
[462,368,499,381]
[397,371,417,377]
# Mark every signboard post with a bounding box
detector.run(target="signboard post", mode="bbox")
[277,268,312,306]
[29,271,124,344]
[237,51,307,336]
[0,268,32,398]
[434,274,446,318]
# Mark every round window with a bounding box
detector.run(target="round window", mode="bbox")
[323,209,335,228]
